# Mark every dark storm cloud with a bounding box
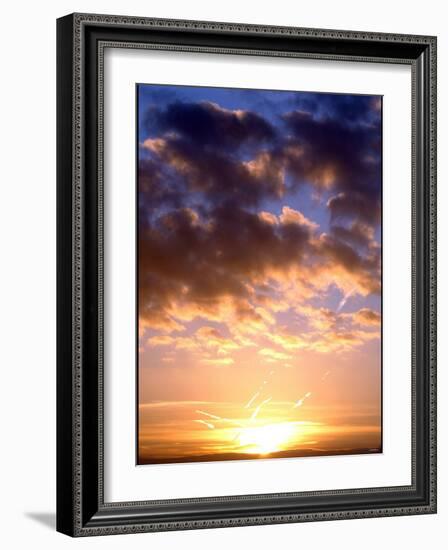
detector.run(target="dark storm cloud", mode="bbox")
[138,204,317,325]
[140,204,311,292]
[293,93,381,127]
[331,221,376,250]
[144,100,276,151]
[327,192,380,225]
[140,95,381,226]
[317,232,381,294]
[282,107,381,226]
[142,136,285,207]
[283,110,381,195]
[138,157,185,216]
[138,203,381,328]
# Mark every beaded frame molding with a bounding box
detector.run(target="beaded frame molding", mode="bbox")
[56,13,437,537]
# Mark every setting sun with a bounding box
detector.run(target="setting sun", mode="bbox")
[237,422,298,455]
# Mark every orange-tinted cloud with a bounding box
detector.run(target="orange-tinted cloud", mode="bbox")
[258,348,293,361]
[352,308,381,326]
[201,357,235,367]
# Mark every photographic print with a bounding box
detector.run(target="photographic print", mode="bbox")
[137,84,382,465]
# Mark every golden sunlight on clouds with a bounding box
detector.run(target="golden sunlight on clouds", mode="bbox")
[258,348,293,361]
[201,357,235,367]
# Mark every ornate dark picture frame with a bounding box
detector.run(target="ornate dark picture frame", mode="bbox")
[57,13,437,537]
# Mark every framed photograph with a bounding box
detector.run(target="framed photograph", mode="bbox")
[57,13,437,537]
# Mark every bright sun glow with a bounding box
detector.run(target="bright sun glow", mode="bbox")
[237,422,298,455]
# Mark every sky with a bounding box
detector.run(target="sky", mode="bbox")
[137,83,382,464]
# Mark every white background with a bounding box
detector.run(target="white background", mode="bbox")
[105,49,412,501]
[0,1,445,549]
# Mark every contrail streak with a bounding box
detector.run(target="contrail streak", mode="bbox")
[293,392,312,409]
[196,410,221,421]
[251,397,272,420]
[194,419,214,429]
[336,288,354,312]
[245,392,260,408]
[196,409,243,427]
